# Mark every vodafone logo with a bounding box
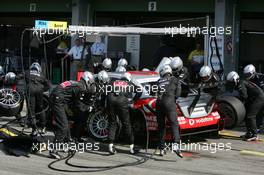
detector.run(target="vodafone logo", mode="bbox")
[188,117,214,126]
[189,119,195,126]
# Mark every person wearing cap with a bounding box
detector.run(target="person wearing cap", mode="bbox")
[62,38,88,80]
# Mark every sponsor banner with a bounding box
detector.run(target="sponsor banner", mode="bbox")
[35,20,67,30]
[179,113,220,129]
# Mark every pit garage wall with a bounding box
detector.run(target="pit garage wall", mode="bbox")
[92,0,214,69]
[1,0,264,71]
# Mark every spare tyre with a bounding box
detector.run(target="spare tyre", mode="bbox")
[217,96,246,129]
[0,88,21,117]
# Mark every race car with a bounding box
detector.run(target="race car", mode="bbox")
[83,70,246,143]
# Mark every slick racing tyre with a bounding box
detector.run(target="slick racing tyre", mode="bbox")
[0,88,21,117]
[217,96,246,129]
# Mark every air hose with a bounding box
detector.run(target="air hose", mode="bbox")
[47,113,153,172]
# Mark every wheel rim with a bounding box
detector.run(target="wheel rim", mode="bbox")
[0,88,21,107]
[219,103,236,128]
[88,112,109,139]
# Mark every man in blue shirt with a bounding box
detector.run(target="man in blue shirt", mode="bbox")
[89,36,106,72]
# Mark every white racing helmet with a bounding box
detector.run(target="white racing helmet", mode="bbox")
[199,66,212,82]
[102,58,112,70]
[170,56,183,72]
[226,71,240,85]
[115,66,126,73]
[118,58,128,67]
[97,70,110,84]
[159,64,172,77]
[30,62,42,74]
[81,71,94,86]
[122,72,132,81]
[243,64,256,80]
[5,72,16,84]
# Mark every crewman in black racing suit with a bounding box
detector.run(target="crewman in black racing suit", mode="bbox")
[243,64,264,132]
[25,62,49,136]
[188,66,222,114]
[198,65,222,96]
[49,71,96,159]
[156,64,183,158]
[226,71,264,141]
[97,70,141,154]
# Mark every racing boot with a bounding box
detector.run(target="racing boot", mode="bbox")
[109,143,117,155]
[130,144,138,154]
[159,149,166,156]
[173,143,183,158]
[240,132,251,139]
[49,150,62,159]
[242,131,258,141]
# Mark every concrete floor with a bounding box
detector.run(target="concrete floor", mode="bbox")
[0,116,263,175]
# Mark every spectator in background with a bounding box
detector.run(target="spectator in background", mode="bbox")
[89,36,106,72]
[188,41,204,76]
[62,38,88,80]
[153,35,177,69]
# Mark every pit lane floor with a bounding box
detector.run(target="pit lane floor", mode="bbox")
[0,116,263,175]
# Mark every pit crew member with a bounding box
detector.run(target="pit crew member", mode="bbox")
[243,64,264,131]
[156,64,183,158]
[49,71,96,159]
[226,71,264,141]
[97,71,141,155]
[25,62,49,136]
